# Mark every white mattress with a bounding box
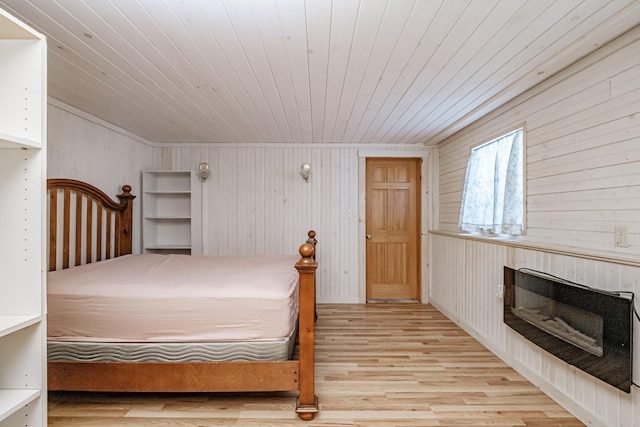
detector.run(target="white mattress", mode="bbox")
[47,254,300,343]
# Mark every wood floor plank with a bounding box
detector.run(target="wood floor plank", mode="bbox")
[48,304,584,426]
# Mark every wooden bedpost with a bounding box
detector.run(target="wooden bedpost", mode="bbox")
[295,242,319,420]
[116,185,135,256]
[306,230,318,321]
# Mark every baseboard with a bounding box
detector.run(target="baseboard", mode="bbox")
[316,297,360,304]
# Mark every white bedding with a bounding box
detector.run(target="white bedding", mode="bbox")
[47,254,299,343]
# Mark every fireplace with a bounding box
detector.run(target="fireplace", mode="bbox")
[503,267,633,392]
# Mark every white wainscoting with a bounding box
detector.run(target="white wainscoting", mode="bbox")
[430,233,640,427]
[162,144,432,303]
[432,23,640,426]
[46,99,434,303]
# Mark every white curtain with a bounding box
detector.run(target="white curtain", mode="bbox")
[458,129,523,235]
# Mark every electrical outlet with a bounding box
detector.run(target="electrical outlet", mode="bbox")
[614,226,629,248]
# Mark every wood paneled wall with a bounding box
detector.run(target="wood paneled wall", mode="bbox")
[438,25,640,258]
[47,101,156,253]
[432,24,640,427]
[47,99,432,303]
[430,234,640,427]
[160,144,431,303]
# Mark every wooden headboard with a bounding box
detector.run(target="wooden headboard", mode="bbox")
[47,179,135,272]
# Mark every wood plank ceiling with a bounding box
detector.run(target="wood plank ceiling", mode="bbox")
[1,0,639,145]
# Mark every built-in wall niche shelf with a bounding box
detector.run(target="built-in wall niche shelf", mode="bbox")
[142,171,202,255]
[0,6,47,427]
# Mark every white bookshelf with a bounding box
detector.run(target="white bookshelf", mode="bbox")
[0,315,42,339]
[142,171,202,255]
[0,7,47,427]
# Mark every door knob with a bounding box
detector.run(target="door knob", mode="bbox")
[366,234,372,239]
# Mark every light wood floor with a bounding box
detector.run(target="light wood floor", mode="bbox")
[48,304,584,426]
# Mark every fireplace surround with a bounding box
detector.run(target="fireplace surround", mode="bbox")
[503,266,633,392]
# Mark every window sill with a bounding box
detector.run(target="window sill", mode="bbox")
[456,230,523,240]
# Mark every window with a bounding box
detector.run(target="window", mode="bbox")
[458,128,524,235]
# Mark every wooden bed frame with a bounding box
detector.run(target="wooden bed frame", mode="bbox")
[46,178,319,420]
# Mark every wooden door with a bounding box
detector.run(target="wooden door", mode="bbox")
[366,158,421,301]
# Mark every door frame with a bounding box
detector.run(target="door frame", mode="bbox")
[357,149,434,304]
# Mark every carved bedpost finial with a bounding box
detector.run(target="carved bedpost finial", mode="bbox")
[119,185,134,199]
[306,230,317,261]
[117,185,136,205]
[297,243,315,265]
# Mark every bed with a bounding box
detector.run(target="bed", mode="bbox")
[46,178,319,420]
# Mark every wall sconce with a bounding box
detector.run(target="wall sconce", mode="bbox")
[198,162,211,181]
[299,163,311,181]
